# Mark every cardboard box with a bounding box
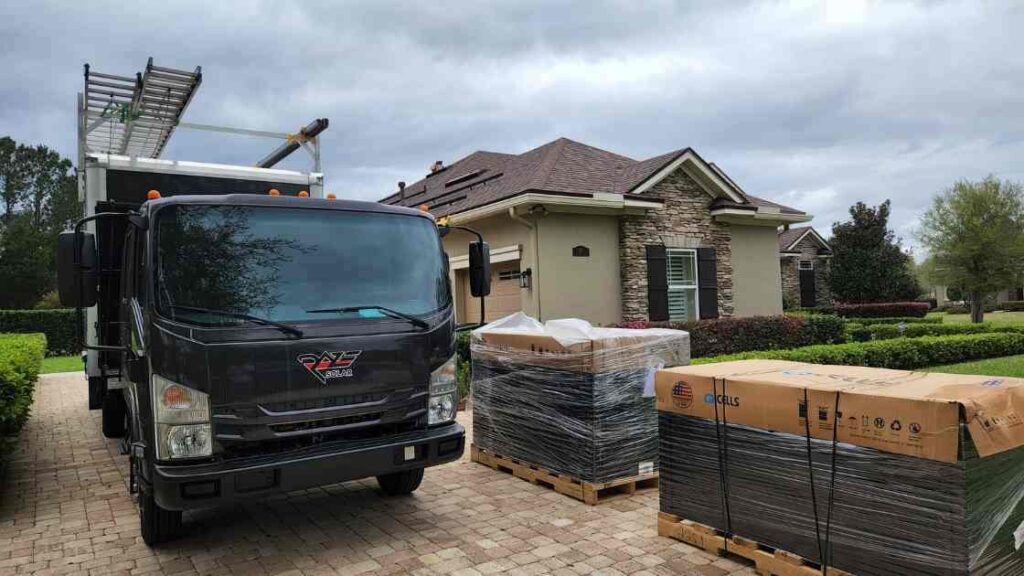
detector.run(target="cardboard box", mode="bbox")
[656,360,1024,575]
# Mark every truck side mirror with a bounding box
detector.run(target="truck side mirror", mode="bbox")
[57,231,98,308]
[468,241,491,298]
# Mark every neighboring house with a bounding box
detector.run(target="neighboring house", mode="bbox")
[778,226,832,309]
[380,137,810,325]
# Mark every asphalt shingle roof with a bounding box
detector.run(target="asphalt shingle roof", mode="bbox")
[380,137,805,218]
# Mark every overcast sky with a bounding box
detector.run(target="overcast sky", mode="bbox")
[2,0,1022,254]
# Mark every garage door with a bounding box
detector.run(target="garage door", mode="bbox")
[461,261,522,323]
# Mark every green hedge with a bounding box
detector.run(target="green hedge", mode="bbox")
[849,316,943,325]
[861,322,1024,340]
[1,333,46,438]
[618,315,846,358]
[834,302,930,318]
[693,333,1024,370]
[0,310,81,356]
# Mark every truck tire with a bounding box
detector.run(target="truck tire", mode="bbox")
[102,391,127,439]
[376,468,424,496]
[88,376,105,410]
[139,489,182,546]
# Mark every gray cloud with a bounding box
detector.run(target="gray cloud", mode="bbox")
[2,0,1023,254]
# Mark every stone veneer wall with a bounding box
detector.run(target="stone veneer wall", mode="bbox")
[780,235,832,309]
[619,170,734,321]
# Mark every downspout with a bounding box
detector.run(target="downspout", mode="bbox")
[508,207,541,319]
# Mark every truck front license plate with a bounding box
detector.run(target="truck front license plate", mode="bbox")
[404,446,415,461]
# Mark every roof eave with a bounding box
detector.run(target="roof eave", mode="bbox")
[711,207,812,227]
[443,191,663,225]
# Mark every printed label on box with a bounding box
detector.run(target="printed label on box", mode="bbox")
[639,461,655,475]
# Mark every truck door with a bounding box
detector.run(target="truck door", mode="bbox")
[120,226,149,385]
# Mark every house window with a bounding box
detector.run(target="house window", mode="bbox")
[799,260,814,270]
[667,249,699,320]
[572,245,590,257]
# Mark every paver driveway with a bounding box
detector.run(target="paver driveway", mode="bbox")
[0,373,754,576]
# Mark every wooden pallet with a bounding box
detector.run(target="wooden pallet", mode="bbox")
[657,512,855,576]
[470,444,658,505]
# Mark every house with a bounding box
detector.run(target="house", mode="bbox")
[380,138,810,324]
[778,226,832,309]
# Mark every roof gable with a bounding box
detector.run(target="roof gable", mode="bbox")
[779,226,832,253]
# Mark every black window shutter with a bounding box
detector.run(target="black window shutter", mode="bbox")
[696,247,719,319]
[646,245,669,321]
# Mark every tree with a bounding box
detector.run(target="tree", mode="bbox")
[918,176,1024,323]
[828,200,921,303]
[0,136,80,308]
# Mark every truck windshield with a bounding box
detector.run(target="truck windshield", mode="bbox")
[154,205,450,326]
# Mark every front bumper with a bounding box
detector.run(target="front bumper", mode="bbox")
[150,422,464,510]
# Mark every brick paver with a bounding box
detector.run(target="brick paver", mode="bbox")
[0,373,756,575]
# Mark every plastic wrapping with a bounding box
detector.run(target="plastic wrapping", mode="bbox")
[659,413,1024,576]
[471,313,689,483]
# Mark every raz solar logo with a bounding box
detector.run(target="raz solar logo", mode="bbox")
[671,381,694,409]
[297,351,362,384]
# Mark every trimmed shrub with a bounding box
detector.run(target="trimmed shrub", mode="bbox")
[850,316,943,325]
[938,303,997,314]
[834,302,930,318]
[999,301,1024,312]
[0,333,46,438]
[693,333,1024,370]
[0,310,81,356]
[617,315,846,358]
[456,331,472,401]
[862,322,1024,341]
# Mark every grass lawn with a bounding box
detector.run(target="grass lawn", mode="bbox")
[929,311,1024,324]
[928,354,1024,377]
[41,355,83,374]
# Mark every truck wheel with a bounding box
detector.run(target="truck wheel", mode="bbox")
[88,376,105,410]
[139,489,181,546]
[102,391,127,438]
[376,468,424,496]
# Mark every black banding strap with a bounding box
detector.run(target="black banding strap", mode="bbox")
[712,377,733,554]
[822,391,842,575]
[803,387,825,568]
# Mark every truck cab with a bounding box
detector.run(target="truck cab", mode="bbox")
[58,160,489,545]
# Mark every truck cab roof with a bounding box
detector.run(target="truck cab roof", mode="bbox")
[143,194,436,220]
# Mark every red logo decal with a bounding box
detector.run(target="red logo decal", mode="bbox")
[297,351,362,384]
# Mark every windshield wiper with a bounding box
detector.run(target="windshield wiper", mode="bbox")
[169,305,304,338]
[305,305,429,329]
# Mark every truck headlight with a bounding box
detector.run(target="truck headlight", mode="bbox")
[152,374,212,459]
[428,355,458,425]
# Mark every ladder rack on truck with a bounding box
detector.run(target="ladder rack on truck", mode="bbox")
[76,59,328,410]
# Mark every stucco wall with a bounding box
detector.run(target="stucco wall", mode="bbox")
[620,170,734,320]
[730,226,784,316]
[536,213,621,325]
[441,214,535,320]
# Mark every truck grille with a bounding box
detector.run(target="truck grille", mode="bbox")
[260,392,389,414]
[268,412,382,434]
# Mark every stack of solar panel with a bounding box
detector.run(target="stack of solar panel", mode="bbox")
[472,318,689,484]
[656,360,1024,576]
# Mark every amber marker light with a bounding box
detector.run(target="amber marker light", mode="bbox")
[419,204,430,212]
[147,190,161,200]
[268,188,281,196]
[298,190,309,197]
[326,193,337,200]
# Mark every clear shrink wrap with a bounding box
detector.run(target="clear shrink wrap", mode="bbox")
[471,313,689,483]
[656,360,1024,576]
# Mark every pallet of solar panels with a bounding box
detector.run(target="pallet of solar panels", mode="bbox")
[470,313,690,503]
[654,359,1024,576]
